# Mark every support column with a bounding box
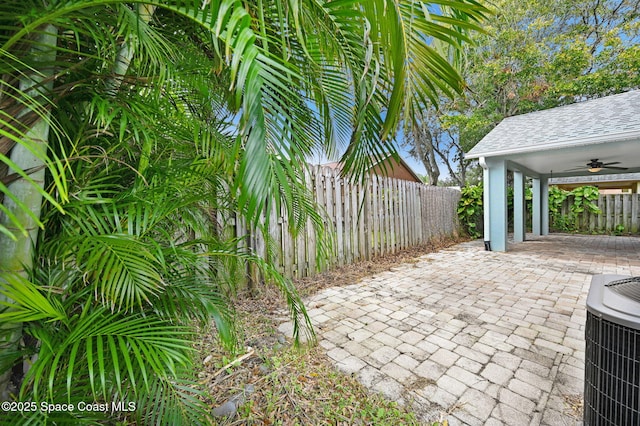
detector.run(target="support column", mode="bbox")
[485,158,508,251]
[482,159,491,250]
[541,177,549,235]
[513,171,525,243]
[532,178,541,236]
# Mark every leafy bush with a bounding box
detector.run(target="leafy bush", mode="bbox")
[457,184,483,238]
[0,159,315,425]
[548,186,571,231]
[549,185,601,232]
[459,184,601,237]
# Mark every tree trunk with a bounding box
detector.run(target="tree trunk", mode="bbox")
[413,124,440,186]
[105,4,156,176]
[0,25,58,399]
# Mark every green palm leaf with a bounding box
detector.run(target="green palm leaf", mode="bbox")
[23,308,194,402]
[75,234,164,312]
[136,374,211,425]
[0,273,66,323]
[397,0,488,115]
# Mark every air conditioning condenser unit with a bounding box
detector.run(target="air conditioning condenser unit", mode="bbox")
[585,274,640,425]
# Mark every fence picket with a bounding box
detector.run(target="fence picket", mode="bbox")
[334,171,344,266]
[235,166,461,280]
[622,194,630,232]
[358,181,366,260]
[561,193,640,234]
[363,178,372,260]
[399,180,406,249]
[343,177,352,264]
[306,168,317,275]
[370,177,377,256]
[351,179,360,260]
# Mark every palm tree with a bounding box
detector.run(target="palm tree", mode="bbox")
[2,6,314,419]
[0,0,487,422]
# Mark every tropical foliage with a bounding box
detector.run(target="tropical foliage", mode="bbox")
[459,183,601,238]
[0,0,487,423]
[549,185,601,232]
[457,183,483,238]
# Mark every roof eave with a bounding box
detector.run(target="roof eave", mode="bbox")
[465,128,640,160]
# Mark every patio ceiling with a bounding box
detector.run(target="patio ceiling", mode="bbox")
[503,138,640,178]
[466,90,640,178]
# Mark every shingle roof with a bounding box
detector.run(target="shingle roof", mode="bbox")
[322,154,423,182]
[466,90,640,158]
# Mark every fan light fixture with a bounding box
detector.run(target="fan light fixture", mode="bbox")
[567,159,627,174]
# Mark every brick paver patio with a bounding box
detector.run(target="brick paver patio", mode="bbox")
[279,233,640,425]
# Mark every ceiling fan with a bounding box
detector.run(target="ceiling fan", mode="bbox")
[583,159,628,173]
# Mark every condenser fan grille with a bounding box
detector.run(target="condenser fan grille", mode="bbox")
[607,277,640,303]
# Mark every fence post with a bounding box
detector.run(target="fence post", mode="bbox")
[632,194,639,233]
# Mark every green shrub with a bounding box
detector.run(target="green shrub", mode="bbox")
[457,184,483,238]
[549,185,600,232]
[460,184,601,237]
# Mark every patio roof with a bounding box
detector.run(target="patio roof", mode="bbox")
[466,90,640,178]
[463,90,640,251]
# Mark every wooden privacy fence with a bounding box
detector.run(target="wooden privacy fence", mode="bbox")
[560,193,640,233]
[232,165,461,280]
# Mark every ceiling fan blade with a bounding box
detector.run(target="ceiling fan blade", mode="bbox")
[602,166,628,170]
[602,161,622,166]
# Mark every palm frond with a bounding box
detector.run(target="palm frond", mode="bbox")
[202,246,316,345]
[0,273,66,323]
[397,0,489,114]
[45,200,167,312]
[23,308,194,402]
[76,234,164,311]
[135,373,211,425]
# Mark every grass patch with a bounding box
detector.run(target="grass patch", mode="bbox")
[198,297,420,425]
[233,347,418,425]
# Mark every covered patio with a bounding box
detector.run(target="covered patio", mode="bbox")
[465,90,640,251]
[280,233,640,424]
